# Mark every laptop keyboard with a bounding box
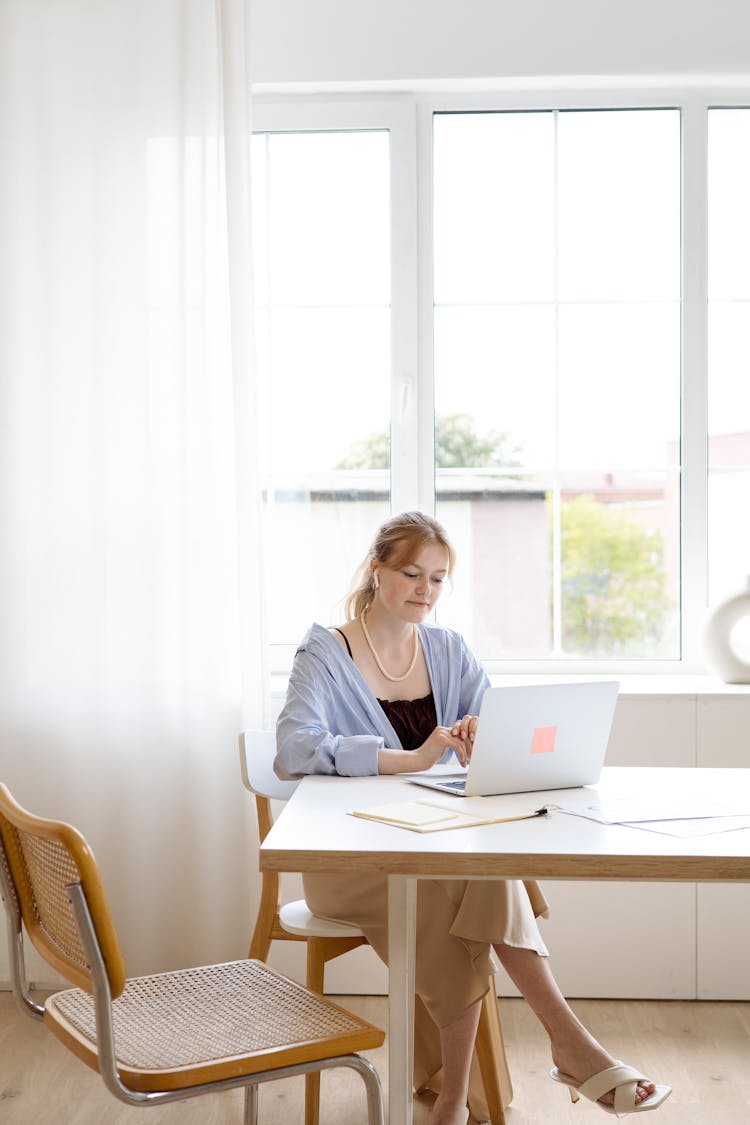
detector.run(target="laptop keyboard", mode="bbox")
[438,778,467,792]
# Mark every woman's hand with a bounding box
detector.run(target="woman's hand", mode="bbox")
[449,714,478,757]
[412,725,472,771]
[376,717,479,774]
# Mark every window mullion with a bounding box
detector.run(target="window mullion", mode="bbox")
[389,99,421,513]
[551,109,563,655]
[415,100,436,514]
[681,98,710,669]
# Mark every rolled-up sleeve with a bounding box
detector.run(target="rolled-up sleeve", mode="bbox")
[275,650,383,778]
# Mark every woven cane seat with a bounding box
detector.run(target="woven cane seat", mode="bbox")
[45,959,384,1092]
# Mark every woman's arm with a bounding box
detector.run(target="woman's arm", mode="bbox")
[275,651,383,778]
[276,627,483,779]
[378,726,471,774]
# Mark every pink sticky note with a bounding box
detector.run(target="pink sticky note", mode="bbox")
[530,726,557,755]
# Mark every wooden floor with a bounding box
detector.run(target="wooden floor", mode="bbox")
[2,991,750,1123]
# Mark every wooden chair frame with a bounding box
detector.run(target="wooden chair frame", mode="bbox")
[0,783,384,1125]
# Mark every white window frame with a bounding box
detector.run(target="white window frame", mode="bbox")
[252,83,750,677]
[252,96,422,516]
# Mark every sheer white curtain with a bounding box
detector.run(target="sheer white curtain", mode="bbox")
[0,0,267,980]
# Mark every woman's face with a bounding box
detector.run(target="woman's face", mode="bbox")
[374,541,450,622]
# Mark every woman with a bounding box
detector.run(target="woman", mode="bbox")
[276,511,670,1123]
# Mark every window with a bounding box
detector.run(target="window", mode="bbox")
[251,90,749,674]
[251,117,394,671]
[708,107,750,663]
[432,109,680,661]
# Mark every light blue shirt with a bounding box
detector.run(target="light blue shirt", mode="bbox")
[275,621,490,778]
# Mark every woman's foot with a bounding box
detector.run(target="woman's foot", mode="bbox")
[551,1033,656,1108]
[490,942,659,1110]
[430,1092,469,1125]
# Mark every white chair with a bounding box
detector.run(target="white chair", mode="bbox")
[240,729,513,1125]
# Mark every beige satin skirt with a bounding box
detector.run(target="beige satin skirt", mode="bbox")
[303,873,549,1097]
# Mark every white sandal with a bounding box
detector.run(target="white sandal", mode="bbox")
[550,1061,672,1117]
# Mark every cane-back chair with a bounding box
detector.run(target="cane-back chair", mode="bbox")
[0,783,384,1125]
[240,729,513,1125]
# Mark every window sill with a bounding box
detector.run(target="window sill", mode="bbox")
[271,671,750,701]
[487,672,750,697]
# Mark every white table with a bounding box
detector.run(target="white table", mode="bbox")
[260,766,750,1125]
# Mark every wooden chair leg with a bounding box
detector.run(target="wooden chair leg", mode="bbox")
[473,988,513,1125]
[302,937,369,1125]
[304,1071,322,1125]
[303,939,329,1125]
[248,871,280,960]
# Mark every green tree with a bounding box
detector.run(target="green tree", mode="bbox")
[560,495,672,656]
[336,413,521,470]
[335,429,390,470]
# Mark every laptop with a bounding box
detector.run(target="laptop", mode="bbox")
[409,680,619,797]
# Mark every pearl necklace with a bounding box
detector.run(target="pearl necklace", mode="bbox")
[359,610,419,683]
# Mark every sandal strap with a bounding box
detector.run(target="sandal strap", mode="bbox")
[577,1063,648,1112]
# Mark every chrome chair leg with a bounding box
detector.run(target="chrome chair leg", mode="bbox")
[345,1055,385,1125]
[243,1083,259,1125]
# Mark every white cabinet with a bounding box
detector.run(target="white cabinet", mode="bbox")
[696,885,750,1000]
[607,696,696,767]
[696,697,750,768]
[529,881,696,1000]
[696,696,750,999]
[599,690,750,1001]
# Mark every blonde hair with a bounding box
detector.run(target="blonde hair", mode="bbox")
[344,511,456,621]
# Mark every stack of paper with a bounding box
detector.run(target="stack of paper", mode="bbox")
[349,799,546,833]
[559,797,750,838]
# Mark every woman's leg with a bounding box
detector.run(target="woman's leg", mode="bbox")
[493,943,656,1108]
[430,997,482,1125]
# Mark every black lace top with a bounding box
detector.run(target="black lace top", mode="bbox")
[377,693,437,751]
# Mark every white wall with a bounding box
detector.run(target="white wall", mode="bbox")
[251,0,750,87]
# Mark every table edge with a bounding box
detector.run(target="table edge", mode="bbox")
[259,848,750,881]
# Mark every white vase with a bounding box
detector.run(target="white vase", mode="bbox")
[703,575,750,684]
